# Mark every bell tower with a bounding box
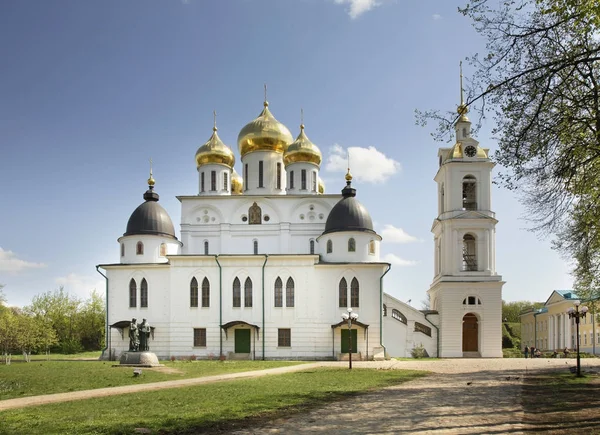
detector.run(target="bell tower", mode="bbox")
[428,64,504,358]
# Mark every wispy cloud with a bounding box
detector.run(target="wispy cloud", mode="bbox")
[383,253,418,267]
[381,225,420,243]
[325,144,400,183]
[55,273,105,299]
[334,0,380,19]
[432,14,442,20]
[0,247,46,273]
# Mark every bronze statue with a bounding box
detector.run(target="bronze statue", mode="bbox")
[129,318,139,351]
[139,319,151,351]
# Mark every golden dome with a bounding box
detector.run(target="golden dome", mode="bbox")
[195,126,235,169]
[231,169,243,195]
[345,168,353,182]
[283,124,322,167]
[238,102,294,157]
[457,103,470,122]
[318,178,325,194]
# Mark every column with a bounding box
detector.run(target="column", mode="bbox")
[483,229,490,272]
[549,315,554,350]
[455,230,461,272]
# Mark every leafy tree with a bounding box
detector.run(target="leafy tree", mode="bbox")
[77,290,105,350]
[418,0,600,297]
[0,306,16,364]
[502,300,543,323]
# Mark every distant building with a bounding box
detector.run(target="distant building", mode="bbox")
[98,90,504,360]
[521,290,599,354]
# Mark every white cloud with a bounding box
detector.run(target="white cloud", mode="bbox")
[0,247,46,273]
[55,273,105,299]
[381,224,419,243]
[334,0,380,19]
[383,253,418,267]
[432,14,442,20]
[325,144,400,184]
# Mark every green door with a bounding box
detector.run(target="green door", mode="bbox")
[235,329,251,353]
[341,329,358,353]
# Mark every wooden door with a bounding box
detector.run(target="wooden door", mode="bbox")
[462,314,478,352]
[235,329,251,353]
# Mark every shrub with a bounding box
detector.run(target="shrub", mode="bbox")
[411,343,429,359]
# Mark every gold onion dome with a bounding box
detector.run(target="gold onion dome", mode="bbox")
[195,125,235,169]
[231,169,243,195]
[238,101,294,157]
[457,103,469,122]
[318,178,325,194]
[283,124,322,167]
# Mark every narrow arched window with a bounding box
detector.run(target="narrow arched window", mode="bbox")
[276,163,282,190]
[129,279,136,308]
[253,239,258,255]
[201,277,210,307]
[233,278,241,307]
[383,304,387,316]
[368,240,375,255]
[160,243,167,257]
[140,278,148,308]
[350,277,359,307]
[190,277,199,307]
[223,171,228,191]
[301,169,307,190]
[136,242,144,255]
[244,277,253,307]
[311,171,317,192]
[204,240,209,255]
[462,234,477,271]
[462,175,477,210]
[274,277,283,307]
[339,278,348,307]
[327,240,333,254]
[286,277,295,307]
[201,172,205,192]
[348,238,356,252]
[289,170,294,189]
[121,243,125,257]
[392,309,407,324]
[210,170,216,191]
[310,239,315,254]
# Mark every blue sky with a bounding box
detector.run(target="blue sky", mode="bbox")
[0,0,573,307]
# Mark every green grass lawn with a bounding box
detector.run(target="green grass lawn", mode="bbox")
[0,367,427,435]
[0,360,301,400]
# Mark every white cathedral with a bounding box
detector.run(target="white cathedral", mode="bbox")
[98,94,504,360]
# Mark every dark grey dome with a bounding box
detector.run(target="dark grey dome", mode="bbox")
[323,181,375,235]
[124,188,177,239]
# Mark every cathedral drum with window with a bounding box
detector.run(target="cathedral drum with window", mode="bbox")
[98,92,503,360]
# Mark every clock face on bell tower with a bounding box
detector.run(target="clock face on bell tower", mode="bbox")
[464,145,477,157]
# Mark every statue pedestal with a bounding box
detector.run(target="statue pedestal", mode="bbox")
[118,351,161,367]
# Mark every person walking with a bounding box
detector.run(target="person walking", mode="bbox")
[530,346,535,359]
[524,345,530,359]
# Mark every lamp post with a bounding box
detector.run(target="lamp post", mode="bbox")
[567,300,589,377]
[341,308,358,369]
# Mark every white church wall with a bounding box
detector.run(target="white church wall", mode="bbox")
[118,235,181,264]
[318,232,381,263]
[242,151,286,195]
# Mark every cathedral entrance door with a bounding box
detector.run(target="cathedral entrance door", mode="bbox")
[462,313,478,352]
[235,329,251,353]
[341,329,357,354]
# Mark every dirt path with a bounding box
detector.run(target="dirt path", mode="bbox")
[2,357,599,434]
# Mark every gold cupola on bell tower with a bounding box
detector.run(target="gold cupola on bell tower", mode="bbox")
[195,111,235,169]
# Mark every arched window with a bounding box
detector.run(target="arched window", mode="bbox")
[274,277,283,307]
[201,172,205,192]
[253,239,258,255]
[339,278,348,307]
[233,278,241,307]
[301,169,307,190]
[311,171,317,192]
[140,278,148,308]
[201,277,210,307]
[136,242,144,255]
[190,277,198,307]
[160,243,167,257]
[462,175,477,210]
[204,240,209,255]
[462,234,477,271]
[415,322,432,337]
[244,277,253,307]
[309,239,315,255]
[223,171,228,191]
[392,309,407,324]
[350,277,359,307]
[463,296,482,305]
[383,304,387,316]
[286,277,295,307]
[129,279,136,307]
[121,243,125,257]
[289,170,294,189]
[368,240,375,255]
[440,183,445,213]
[462,127,467,138]
[327,240,333,254]
[210,170,216,191]
[348,238,356,252]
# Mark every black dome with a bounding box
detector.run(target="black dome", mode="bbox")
[323,181,375,235]
[124,188,177,239]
